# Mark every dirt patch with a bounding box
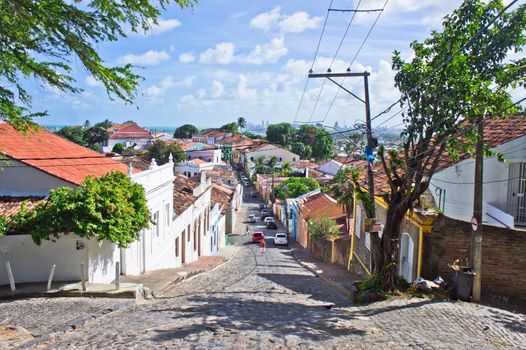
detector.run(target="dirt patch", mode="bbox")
[0,325,33,350]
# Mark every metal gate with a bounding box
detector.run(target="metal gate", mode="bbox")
[507,163,526,226]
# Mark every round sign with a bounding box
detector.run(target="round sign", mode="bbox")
[471,216,478,232]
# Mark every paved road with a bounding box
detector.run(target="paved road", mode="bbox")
[5,185,526,349]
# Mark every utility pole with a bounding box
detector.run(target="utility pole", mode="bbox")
[472,118,484,301]
[308,71,375,217]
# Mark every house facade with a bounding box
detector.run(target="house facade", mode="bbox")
[174,158,215,177]
[102,121,151,152]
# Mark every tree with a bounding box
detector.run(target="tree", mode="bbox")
[219,122,239,134]
[267,156,279,173]
[281,162,292,176]
[95,119,114,130]
[243,131,260,139]
[84,126,109,147]
[174,124,198,139]
[55,126,86,146]
[237,117,247,133]
[296,125,334,160]
[373,0,526,289]
[291,142,313,160]
[309,216,340,239]
[112,143,125,154]
[0,0,196,129]
[9,171,150,248]
[146,140,185,165]
[330,167,357,234]
[273,177,320,200]
[266,123,295,147]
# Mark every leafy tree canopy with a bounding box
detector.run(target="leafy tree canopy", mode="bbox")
[266,123,295,147]
[112,143,125,154]
[308,216,340,239]
[84,126,109,146]
[237,117,247,132]
[291,142,313,160]
[55,126,85,146]
[219,122,239,134]
[243,131,260,139]
[95,119,114,130]
[0,0,196,129]
[8,172,150,248]
[174,124,199,139]
[296,125,334,161]
[146,140,185,165]
[273,177,320,200]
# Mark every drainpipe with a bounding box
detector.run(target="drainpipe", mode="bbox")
[417,226,424,277]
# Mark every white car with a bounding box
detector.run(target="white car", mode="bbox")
[273,233,288,246]
[248,214,256,223]
[264,217,275,224]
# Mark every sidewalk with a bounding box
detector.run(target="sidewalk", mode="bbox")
[289,240,361,300]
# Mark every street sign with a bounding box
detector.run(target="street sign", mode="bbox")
[471,216,478,232]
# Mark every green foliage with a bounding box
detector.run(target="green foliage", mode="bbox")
[95,119,114,130]
[354,266,410,303]
[330,167,356,219]
[308,216,340,239]
[0,0,197,127]
[266,123,295,147]
[0,216,7,237]
[273,177,320,200]
[10,172,150,248]
[146,140,185,165]
[237,117,247,132]
[296,125,334,160]
[55,126,86,146]
[219,122,239,134]
[84,126,109,147]
[243,131,260,139]
[174,124,198,139]
[112,143,125,154]
[291,142,312,160]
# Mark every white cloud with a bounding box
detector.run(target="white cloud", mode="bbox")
[239,37,288,65]
[179,52,196,63]
[250,6,281,31]
[211,80,225,98]
[170,45,175,52]
[278,11,322,33]
[235,75,257,99]
[199,42,236,64]
[118,50,170,66]
[140,18,181,36]
[196,89,207,99]
[144,75,195,97]
[85,75,102,87]
[250,7,321,33]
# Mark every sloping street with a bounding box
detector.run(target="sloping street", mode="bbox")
[12,196,522,350]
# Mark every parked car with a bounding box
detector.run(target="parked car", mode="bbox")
[251,191,259,197]
[259,203,267,210]
[263,217,274,225]
[248,214,256,223]
[267,221,277,229]
[252,231,265,243]
[273,233,288,246]
[260,210,270,219]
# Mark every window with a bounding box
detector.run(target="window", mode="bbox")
[365,232,371,250]
[355,208,361,238]
[187,224,191,241]
[279,157,282,161]
[175,237,179,257]
[250,157,254,161]
[293,157,296,162]
[165,203,170,227]
[153,211,160,237]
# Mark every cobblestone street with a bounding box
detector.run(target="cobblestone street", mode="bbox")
[2,197,525,349]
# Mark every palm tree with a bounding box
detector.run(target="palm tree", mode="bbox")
[330,167,357,234]
[281,161,292,176]
[237,117,247,133]
[267,156,278,173]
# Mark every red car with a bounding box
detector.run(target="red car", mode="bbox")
[252,231,265,243]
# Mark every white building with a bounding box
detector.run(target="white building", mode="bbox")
[180,142,223,164]
[430,117,526,229]
[244,144,300,176]
[316,160,346,176]
[174,158,214,177]
[102,121,151,153]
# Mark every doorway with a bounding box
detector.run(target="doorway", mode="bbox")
[399,233,414,283]
[181,231,186,264]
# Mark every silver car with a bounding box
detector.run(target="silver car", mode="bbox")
[273,233,288,246]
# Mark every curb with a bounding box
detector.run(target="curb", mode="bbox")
[15,299,133,349]
[291,248,355,300]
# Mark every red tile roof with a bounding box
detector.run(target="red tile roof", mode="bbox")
[211,187,231,214]
[172,175,200,215]
[0,196,44,218]
[107,122,150,140]
[302,193,337,212]
[190,158,208,165]
[211,183,234,195]
[0,123,131,185]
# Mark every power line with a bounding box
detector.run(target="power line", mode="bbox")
[321,0,389,123]
[293,0,334,123]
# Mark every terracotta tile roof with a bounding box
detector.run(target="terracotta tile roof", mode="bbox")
[195,129,227,138]
[302,193,337,212]
[0,123,131,185]
[107,122,150,140]
[211,183,234,195]
[0,196,44,218]
[190,158,208,165]
[172,174,199,215]
[293,160,319,169]
[211,187,231,214]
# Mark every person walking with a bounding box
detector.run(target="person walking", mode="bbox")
[245,225,249,236]
[260,238,266,254]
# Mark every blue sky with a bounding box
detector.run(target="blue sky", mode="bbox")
[34,0,523,129]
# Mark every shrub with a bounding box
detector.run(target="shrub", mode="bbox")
[112,143,125,154]
[308,216,340,239]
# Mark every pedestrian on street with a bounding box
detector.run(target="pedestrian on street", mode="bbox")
[260,239,266,254]
[245,225,249,236]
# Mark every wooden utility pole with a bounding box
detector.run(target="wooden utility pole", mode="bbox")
[308,71,375,216]
[472,118,484,301]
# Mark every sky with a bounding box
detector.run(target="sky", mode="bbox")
[34,0,524,129]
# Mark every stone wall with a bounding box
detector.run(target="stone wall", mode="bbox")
[309,236,352,270]
[423,215,526,302]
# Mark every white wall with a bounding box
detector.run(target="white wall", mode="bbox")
[187,149,222,164]
[431,135,526,224]
[174,161,214,177]
[0,158,74,196]
[246,146,299,163]
[0,234,118,284]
